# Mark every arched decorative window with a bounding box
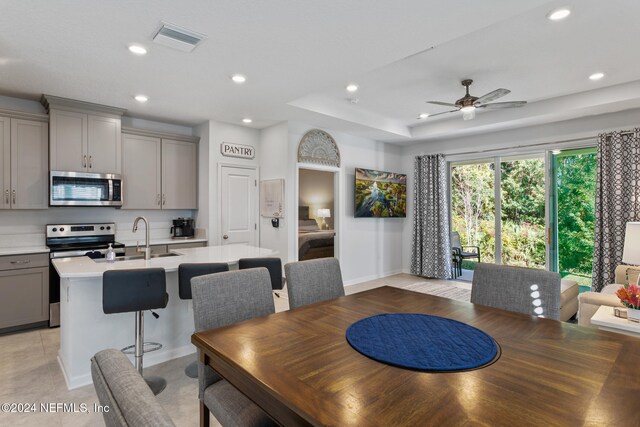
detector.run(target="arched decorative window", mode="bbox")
[297,129,340,167]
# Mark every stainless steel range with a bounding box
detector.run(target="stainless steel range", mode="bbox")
[46,223,125,327]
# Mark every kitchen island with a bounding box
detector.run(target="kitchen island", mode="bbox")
[52,244,276,389]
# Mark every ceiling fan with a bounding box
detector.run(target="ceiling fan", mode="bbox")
[426,79,526,120]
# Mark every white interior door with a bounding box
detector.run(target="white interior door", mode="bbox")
[220,165,257,245]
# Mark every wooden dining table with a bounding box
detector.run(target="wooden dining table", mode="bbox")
[192,286,640,426]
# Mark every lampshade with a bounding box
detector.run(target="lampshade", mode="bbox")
[317,208,331,218]
[622,222,640,265]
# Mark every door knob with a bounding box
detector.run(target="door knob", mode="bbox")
[223,234,229,240]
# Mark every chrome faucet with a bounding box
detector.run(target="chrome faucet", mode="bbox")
[132,216,151,260]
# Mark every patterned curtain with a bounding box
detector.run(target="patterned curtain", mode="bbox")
[592,129,640,291]
[411,154,452,279]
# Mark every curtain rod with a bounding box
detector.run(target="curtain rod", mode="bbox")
[443,136,596,157]
[604,129,637,140]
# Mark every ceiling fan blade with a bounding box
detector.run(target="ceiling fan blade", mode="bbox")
[426,101,458,107]
[427,109,459,117]
[477,101,527,109]
[474,88,510,105]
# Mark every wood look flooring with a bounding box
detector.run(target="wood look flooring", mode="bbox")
[0,273,440,427]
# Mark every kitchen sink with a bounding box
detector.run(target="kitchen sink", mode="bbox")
[93,252,181,263]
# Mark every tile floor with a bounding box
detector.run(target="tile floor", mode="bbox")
[0,273,455,426]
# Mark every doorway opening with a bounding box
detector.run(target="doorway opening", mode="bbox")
[297,168,336,261]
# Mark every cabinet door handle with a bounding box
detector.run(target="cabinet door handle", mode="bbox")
[156,194,160,206]
[83,155,87,168]
[89,155,92,169]
[4,189,8,205]
[162,194,166,205]
[12,189,16,205]
[10,260,30,265]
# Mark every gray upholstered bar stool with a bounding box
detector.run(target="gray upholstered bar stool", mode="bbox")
[103,268,169,395]
[178,263,229,378]
[238,257,284,297]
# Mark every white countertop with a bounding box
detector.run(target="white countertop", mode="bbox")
[52,244,276,278]
[0,246,50,256]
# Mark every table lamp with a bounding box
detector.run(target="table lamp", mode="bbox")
[317,208,331,230]
[622,222,640,285]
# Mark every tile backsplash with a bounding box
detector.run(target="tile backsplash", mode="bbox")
[0,208,200,249]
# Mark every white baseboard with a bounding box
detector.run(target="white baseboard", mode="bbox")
[60,345,195,390]
[343,269,404,287]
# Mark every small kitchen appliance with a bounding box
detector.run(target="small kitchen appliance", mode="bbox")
[50,171,123,207]
[170,217,195,239]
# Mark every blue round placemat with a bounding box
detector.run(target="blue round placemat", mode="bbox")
[346,313,499,371]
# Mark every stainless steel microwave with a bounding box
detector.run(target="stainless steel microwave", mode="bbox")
[50,171,123,207]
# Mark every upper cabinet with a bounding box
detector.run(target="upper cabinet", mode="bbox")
[122,133,162,209]
[162,138,197,209]
[0,115,49,210]
[122,129,198,210]
[42,95,125,174]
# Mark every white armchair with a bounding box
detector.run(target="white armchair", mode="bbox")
[578,265,639,325]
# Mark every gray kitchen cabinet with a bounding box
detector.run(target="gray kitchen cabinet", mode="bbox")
[121,130,198,210]
[49,110,121,174]
[122,133,161,209]
[87,114,122,174]
[44,95,125,174]
[162,139,197,209]
[0,253,49,331]
[0,116,48,210]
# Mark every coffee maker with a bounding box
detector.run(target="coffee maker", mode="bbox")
[171,217,195,239]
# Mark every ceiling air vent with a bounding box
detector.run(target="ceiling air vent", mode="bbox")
[153,22,206,52]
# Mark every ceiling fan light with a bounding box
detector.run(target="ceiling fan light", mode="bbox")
[460,106,475,113]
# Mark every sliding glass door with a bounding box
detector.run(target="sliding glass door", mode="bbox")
[548,148,597,286]
[450,147,596,280]
[451,162,496,266]
[500,155,546,268]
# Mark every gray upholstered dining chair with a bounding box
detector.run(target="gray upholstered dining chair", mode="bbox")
[471,263,561,320]
[284,258,345,309]
[191,268,277,427]
[91,348,176,427]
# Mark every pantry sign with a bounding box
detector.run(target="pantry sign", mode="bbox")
[221,142,255,159]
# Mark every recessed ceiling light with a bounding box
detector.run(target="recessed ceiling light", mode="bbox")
[134,95,148,103]
[128,45,147,55]
[346,84,359,92]
[231,74,246,84]
[589,72,605,81]
[418,113,430,119]
[242,118,252,124]
[547,8,571,21]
